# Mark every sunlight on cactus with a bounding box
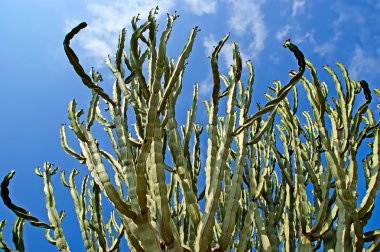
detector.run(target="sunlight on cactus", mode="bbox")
[1,8,380,252]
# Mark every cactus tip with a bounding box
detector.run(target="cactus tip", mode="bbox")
[283,38,291,48]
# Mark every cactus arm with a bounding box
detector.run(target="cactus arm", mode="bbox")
[236,201,255,252]
[108,227,125,252]
[135,13,176,214]
[72,120,144,250]
[104,127,120,155]
[348,80,372,193]
[99,150,124,182]
[113,107,139,213]
[234,39,305,136]
[365,229,380,252]
[62,171,94,251]
[305,60,327,125]
[247,108,277,145]
[308,168,332,237]
[253,202,272,251]
[95,106,115,128]
[324,65,349,152]
[68,100,87,142]
[119,217,144,252]
[311,205,338,240]
[195,79,237,251]
[183,84,198,161]
[204,33,229,202]
[292,85,298,114]
[327,103,364,249]
[219,43,247,250]
[87,91,99,130]
[59,124,85,163]
[63,22,114,106]
[292,122,312,249]
[115,29,126,77]
[165,96,201,226]
[335,199,350,251]
[45,228,56,245]
[37,163,70,251]
[106,55,130,98]
[303,60,365,249]
[150,121,177,249]
[92,183,108,251]
[336,62,355,123]
[238,149,268,250]
[79,176,93,250]
[192,124,203,190]
[123,51,133,72]
[358,125,380,218]
[1,171,51,229]
[80,127,137,219]
[129,19,151,101]
[0,220,13,252]
[147,7,158,89]
[158,26,199,113]
[243,60,255,117]
[11,217,25,252]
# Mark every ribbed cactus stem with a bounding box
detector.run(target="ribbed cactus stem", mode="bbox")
[1,9,379,252]
[37,163,70,252]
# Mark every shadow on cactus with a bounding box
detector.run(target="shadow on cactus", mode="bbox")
[1,7,380,252]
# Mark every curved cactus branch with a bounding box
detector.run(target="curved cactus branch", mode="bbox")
[1,171,51,229]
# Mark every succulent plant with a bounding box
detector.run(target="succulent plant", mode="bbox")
[1,8,379,252]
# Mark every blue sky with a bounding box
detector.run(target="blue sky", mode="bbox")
[1,0,380,251]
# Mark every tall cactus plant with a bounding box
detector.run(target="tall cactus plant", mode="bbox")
[1,8,380,251]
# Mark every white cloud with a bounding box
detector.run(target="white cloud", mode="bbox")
[184,0,217,15]
[292,0,306,16]
[313,32,340,56]
[199,74,213,97]
[332,3,365,27]
[225,0,267,59]
[276,25,291,42]
[293,29,340,57]
[269,53,280,65]
[65,0,175,65]
[294,30,315,44]
[349,45,380,80]
[203,34,218,58]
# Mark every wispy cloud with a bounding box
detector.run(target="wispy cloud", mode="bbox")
[294,29,340,57]
[294,30,314,44]
[313,32,340,56]
[65,0,174,66]
[269,53,280,65]
[202,34,218,57]
[276,25,291,42]
[349,45,380,81]
[225,0,267,59]
[184,0,217,15]
[199,74,214,97]
[291,0,306,16]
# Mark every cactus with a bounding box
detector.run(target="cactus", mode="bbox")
[1,8,380,251]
